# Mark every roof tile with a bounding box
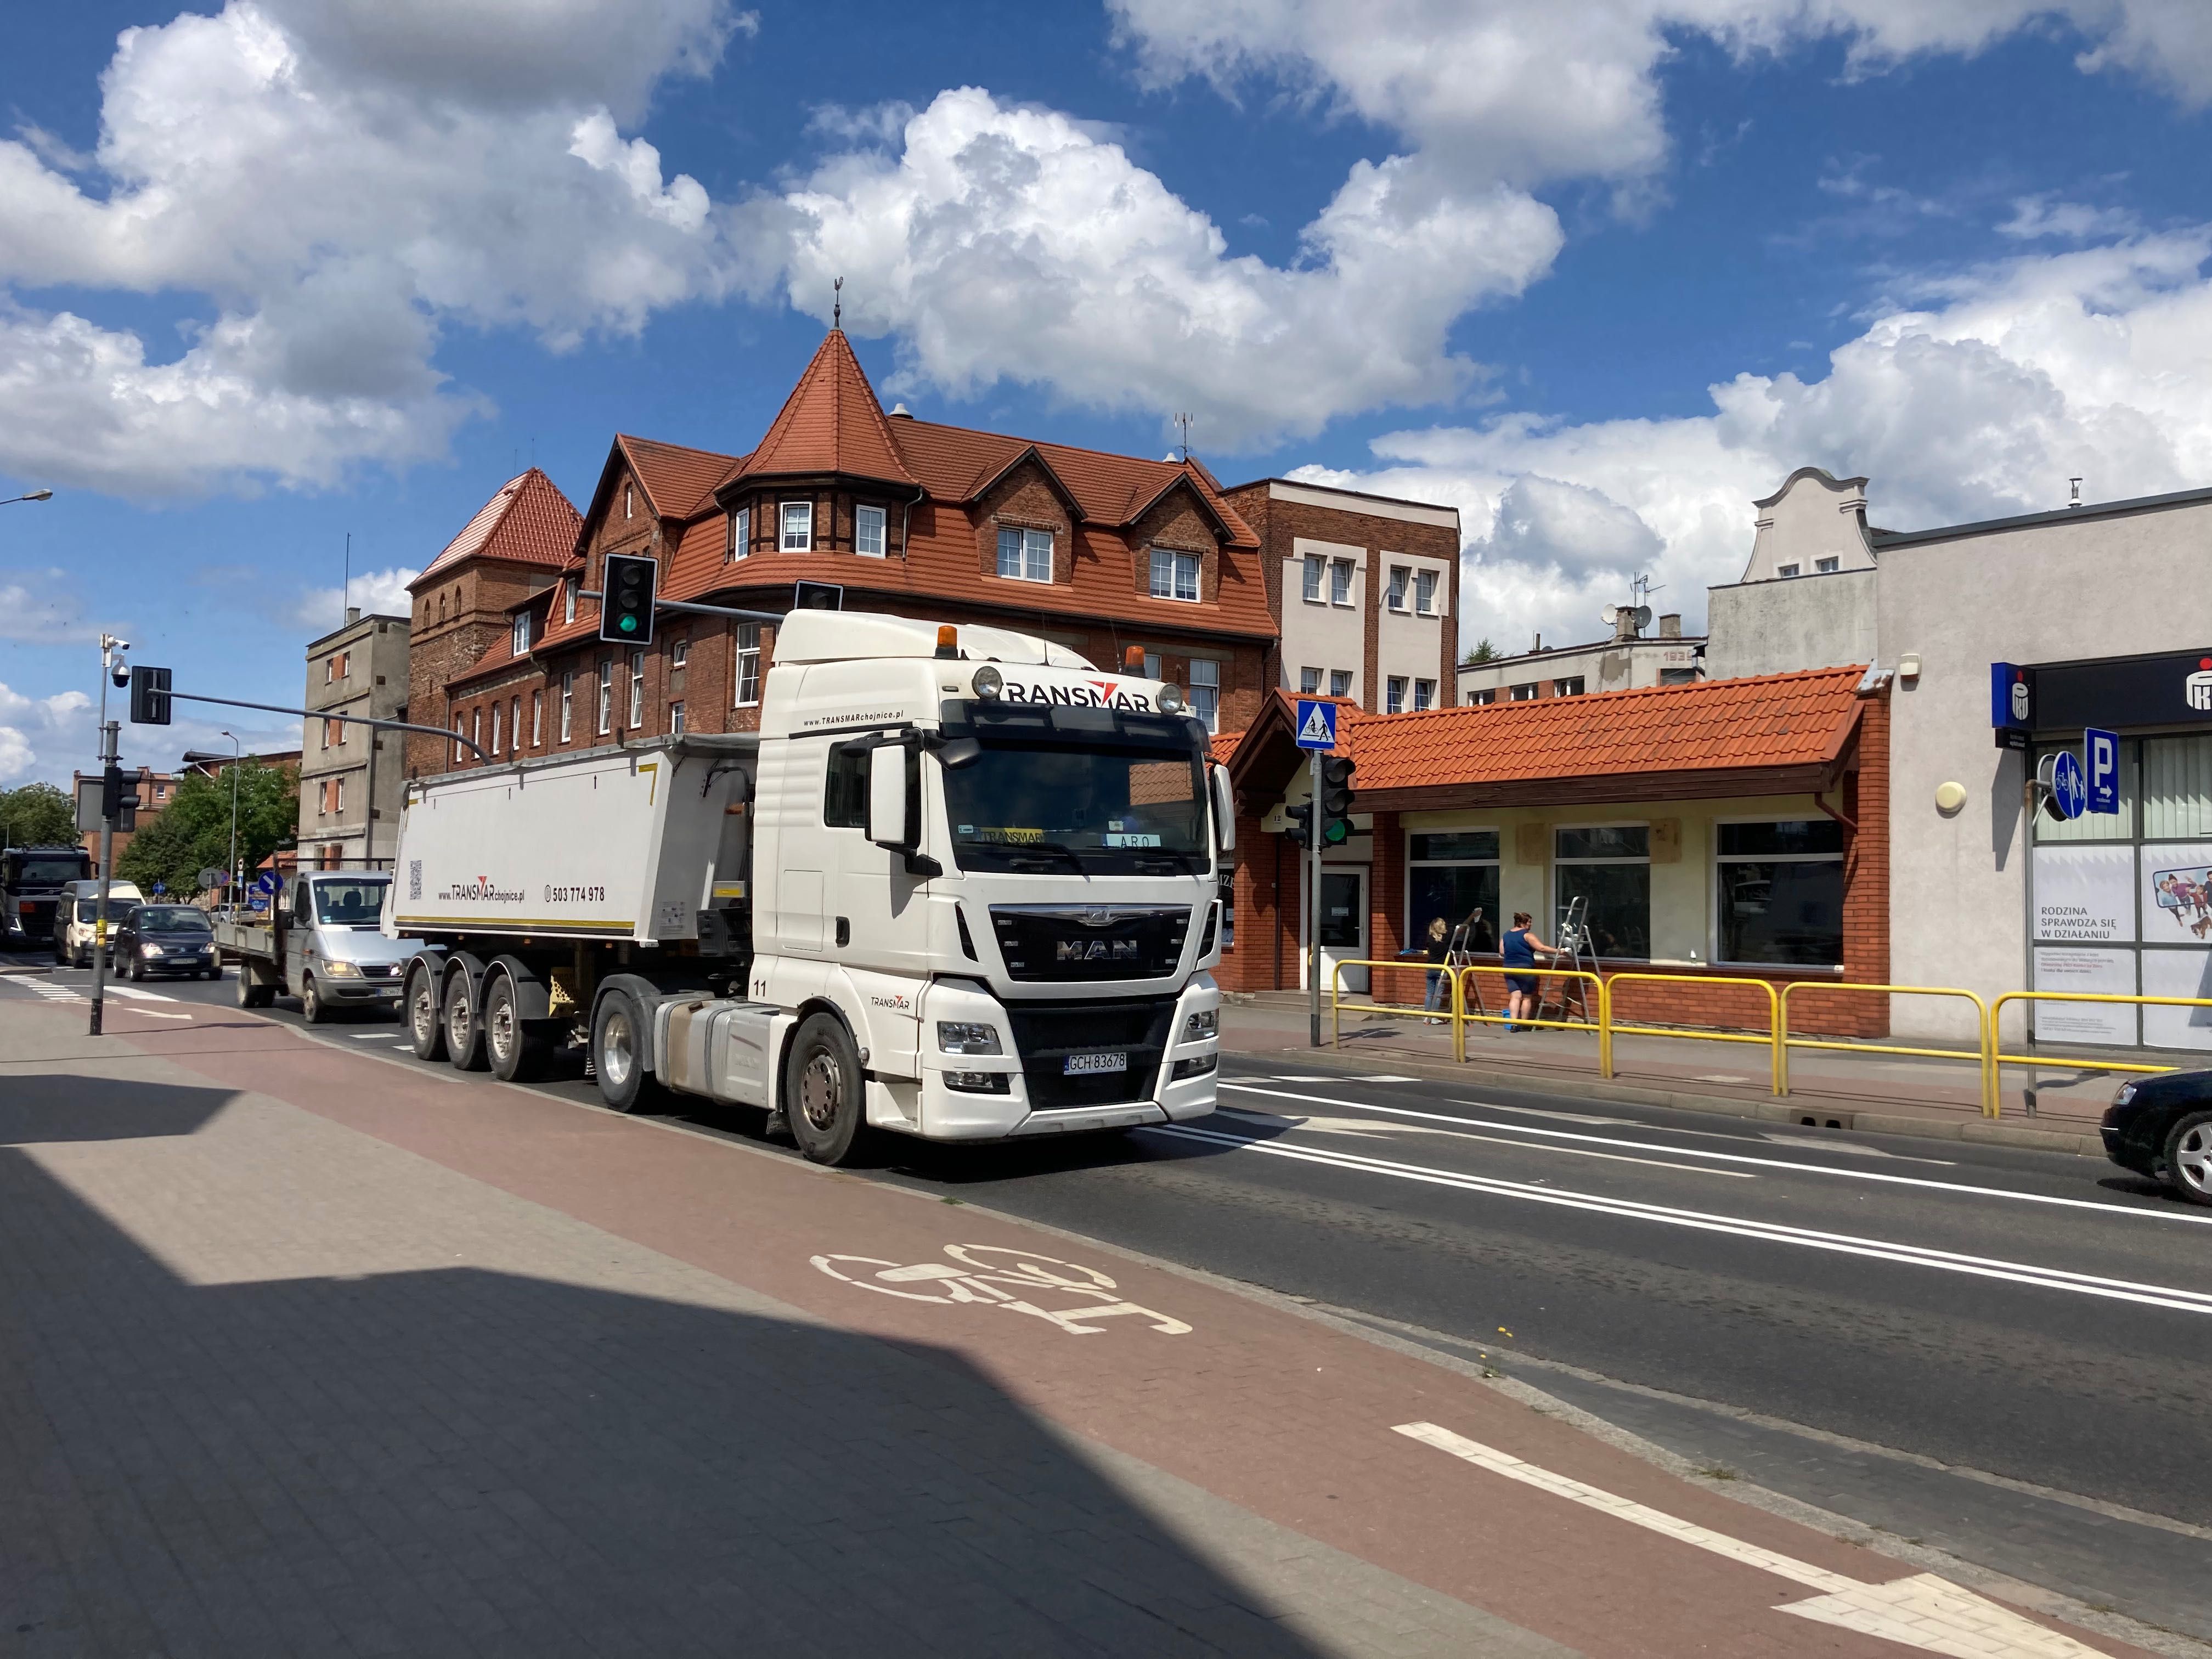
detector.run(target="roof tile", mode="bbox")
[735,330,917,488]
[414,469,582,585]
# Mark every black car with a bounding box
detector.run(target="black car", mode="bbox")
[109,904,222,981]
[2101,1073,2212,1206]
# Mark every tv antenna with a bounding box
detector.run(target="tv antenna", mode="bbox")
[1173,413,1193,462]
[833,276,843,329]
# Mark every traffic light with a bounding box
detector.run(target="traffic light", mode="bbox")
[1283,801,1313,849]
[1317,755,1356,847]
[128,664,172,725]
[599,552,657,645]
[99,764,139,826]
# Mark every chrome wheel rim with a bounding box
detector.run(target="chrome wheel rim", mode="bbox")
[488,990,515,1061]
[303,979,318,1016]
[446,988,470,1051]
[601,1008,635,1090]
[2178,1124,2212,1196]
[799,1052,843,1132]
[411,981,435,1042]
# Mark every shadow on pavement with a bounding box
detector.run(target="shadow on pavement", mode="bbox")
[0,1081,1326,1659]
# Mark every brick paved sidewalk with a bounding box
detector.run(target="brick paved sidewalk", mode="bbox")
[0,992,2152,1658]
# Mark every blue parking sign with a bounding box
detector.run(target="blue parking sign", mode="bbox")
[2085,727,2120,815]
[1294,698,1337,751]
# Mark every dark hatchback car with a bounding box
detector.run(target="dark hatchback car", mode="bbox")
[108,904,222,982]
[2102,1074,2212,1205]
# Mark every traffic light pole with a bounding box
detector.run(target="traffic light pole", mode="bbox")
[87,636,125,1037]
[165,693,488,760]
[1308,747,1323,1047]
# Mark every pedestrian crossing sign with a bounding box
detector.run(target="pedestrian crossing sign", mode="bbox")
[1295,698,1337,750]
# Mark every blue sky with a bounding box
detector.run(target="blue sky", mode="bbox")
[2,0,2208,780]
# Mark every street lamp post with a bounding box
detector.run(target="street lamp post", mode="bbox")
[221,731,241,913]
[0,488,53,506]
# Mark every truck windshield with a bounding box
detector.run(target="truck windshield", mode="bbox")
[943,738,1209,874]
[138,906,212,934]
[9,859,86,887]
[313,879,388,924]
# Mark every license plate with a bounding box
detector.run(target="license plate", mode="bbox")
[1063,1051,1127,1076]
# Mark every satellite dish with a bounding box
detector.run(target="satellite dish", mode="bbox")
[1632,606,1653,630]
[1600,605,1618,625]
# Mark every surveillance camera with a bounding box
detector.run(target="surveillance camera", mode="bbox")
[110,661,131,689]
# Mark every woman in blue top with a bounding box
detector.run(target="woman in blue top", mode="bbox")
[1502,911,1556,1032]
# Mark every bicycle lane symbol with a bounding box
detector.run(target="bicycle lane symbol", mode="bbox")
[811,1243,1193,1336]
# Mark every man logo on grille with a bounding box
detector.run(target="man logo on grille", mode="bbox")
[1057,938,1139,962]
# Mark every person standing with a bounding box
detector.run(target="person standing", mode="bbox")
[1502,911,1556,1032]
[1420,916,1452,1023]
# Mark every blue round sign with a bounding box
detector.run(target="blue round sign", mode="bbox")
[2051,750,2086,821]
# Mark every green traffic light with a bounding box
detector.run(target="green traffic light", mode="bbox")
[619,614,637,633]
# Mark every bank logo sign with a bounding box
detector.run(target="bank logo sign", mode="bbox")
[2188,659,2212,712]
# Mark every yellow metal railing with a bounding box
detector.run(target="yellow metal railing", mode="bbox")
[1605,973,1783,1094]
[1452,964,1611,1070]
[1778,981,1993,1112]
[1984,991,2208,1109]
[1330,958,1463,1049]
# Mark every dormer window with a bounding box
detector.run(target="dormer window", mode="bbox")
[856,504,887,558]
[728,507,749,562]
[564,579,577,625]
[997,527,1052,583]
[781,501,813,551]
[1149,548,1200,603]
[511,612,531,656]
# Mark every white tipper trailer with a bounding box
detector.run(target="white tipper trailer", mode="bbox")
[385,610,1230,1163]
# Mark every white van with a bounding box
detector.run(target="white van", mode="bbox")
[53,879,144,968]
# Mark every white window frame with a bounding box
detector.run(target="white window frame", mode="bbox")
[452,716,464,765]
[1510,682,1538,701]
[1302,556,1324,605]
[596,659,612,735]
[512,612,531,656]
[1712,815,1848,970]
[531,690,543,748]
[733,623,761,708]
[628,650,646,730]
[490,702,503,757]
[1386,566,1409,612]
[564,579,577,625]
[1469,688,1497,706]
[1149,547,1200,603]
[855,504,887,558]
[1386,676,1407,714]
[1329,669,1353,699]
[1814,556,1839,573]
[1414,678,1435,712]
[670,634,689,670]
[729,507,749,562]
[471,708,481,760]
[669,701,686,736]
[560,672,574,742]
[336,777,345,814]
[781,501,813,551]
[1777,562,1801,578]
[1415,569,1438,615]
[624,484,634,521]
[1188,658,1221,735]
[1555,676,1587,696]
[996,526,1053,584]
[1300,667,1321,694]
[1329,558,1353,606]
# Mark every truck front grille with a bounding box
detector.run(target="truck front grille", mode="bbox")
[1004,996,1177,1109]
[989,905,1192,983]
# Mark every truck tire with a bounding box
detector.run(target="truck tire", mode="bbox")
[235,963,275,1009]
[591,988,662,1114]
[301,973,331,1024]
[405,959,447,1061]
[483,959,551,1083]
[785,1012,867,1166]
[444,961,488,1071]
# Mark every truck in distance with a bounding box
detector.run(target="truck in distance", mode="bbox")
[3,845,91,945]
[216,870,426,1022]
[386,610,1229,1164]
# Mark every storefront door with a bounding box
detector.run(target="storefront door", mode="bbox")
[1302,867,1369,994]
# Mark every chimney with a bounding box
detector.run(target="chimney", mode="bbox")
[1531,631,1542,652]
[1659,613,1680,639]
[345,606,360,625]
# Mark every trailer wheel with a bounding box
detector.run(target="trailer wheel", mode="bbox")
[591,989,662,1114]
[483,960,551,1083]
[405,960,446,1061]
[785,1012,867,1166]
[444,962,488,1071]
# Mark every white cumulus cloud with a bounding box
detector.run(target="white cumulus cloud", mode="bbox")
[283,565,422,634]
[0,684,95,785]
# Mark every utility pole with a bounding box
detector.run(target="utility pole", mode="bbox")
[1307,747,1322,1046]
[87,634,128,1036]
[222,731,241,911]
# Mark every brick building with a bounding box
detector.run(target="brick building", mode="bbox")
[413,330,1276,775]
[1217,668,1893,1035]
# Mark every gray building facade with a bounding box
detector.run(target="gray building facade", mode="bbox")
[298,609,411,870]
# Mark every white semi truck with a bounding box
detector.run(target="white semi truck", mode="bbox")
[385,611,1229,1164]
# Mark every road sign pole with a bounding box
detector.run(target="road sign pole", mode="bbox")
[1308,747,1322,1047]
[88,639,121,1036]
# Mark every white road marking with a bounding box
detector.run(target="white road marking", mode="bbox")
[1152,1122,2212,1317]
[351,1032,392,1040]
[1221,1083,2208,1226]
[811,1243,1190,1335]
[1216,1105,1753,1178]
[1395,1422,2111,1656]
[104,986,176,1002]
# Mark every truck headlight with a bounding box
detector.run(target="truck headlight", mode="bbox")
[971,665,1003,700]
[937,1020,1001,1055]
[1182,1008,1217,1042]
[1156,684,1186,714]
[321,960,363,978]
[1171,1054,1217,1080]
[944,1071,1011,1094]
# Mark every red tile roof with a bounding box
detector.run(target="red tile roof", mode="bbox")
[620,435,743,518]
[1349,668,1870,800]
[414,469,581,586]
[733,330,918,489]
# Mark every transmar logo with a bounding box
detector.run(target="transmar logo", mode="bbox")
[438,875,526,904]
[1001,681,1153,711]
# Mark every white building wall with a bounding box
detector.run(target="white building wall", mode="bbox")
[1375,548,1453,709]
[1280,537,1366,701]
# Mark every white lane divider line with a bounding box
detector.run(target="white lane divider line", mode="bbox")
[1215,1105,1753,1178]
[1221,1082,2212,1226]
[1150,1122,2212,1316]
[351,1031,392,1040]
[1395,1422,2112,1656]
[104,986,176,1002]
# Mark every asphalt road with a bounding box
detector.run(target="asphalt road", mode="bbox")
[20,952,2212,1641]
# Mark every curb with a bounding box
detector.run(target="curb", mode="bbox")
[1227,1039,2108,1157]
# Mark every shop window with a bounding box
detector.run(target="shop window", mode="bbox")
[1329,669,1352,698]
[856,504,887,558]
[2038,741,2137,842]
[1717,819,1845,966]
[998,527,1052,583]
[1189,659,1220,733]
[1150,548,1200,602]
[1555,825,1649,959]
[1408,830,1500,956]
[1300,667,1321,695]
[1302,557,1323,603]
[734,623,761,707]
[2145,733,2212,839]
[781,501,813,551]
[1386,676,1407,714]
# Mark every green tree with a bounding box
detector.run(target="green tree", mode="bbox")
[117,760,297,898]
[1459,638,1499,667]
[0,782,80,848]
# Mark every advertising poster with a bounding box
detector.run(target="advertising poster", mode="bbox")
[2030,948,2137,1046]
[2139,843,2212,945]
[2031,845,2135,944]
[2141,949,2212,1051]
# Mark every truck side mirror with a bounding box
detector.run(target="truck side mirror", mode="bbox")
[867,744,910,850]
[1210,765,1236,854]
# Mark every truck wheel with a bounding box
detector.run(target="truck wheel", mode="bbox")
[444,967,487,1071]
[405,960,447,1061]
[591,989,662,1114]
[483,964,551,1082]
[785,1012,867,1166]
[2164,1111,2212,1207]
[301,973,332,1024]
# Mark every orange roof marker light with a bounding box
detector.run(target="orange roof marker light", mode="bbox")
[1124,645,1144,672]
[935,624,958,660]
